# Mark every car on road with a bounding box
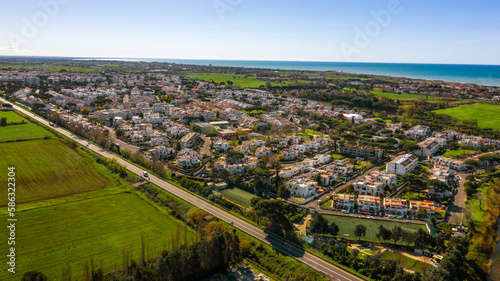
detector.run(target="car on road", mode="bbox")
[143,171,149,178]
[397,216,403,219]
[368,216,375,219]
[342,210,349,214]
[360,211,367,215]
[388,215,396,219]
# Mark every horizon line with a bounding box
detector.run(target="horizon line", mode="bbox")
[1,55,500,67]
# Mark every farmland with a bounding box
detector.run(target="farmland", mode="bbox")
[0,139,111,205]
[433,103,500,129]
[0,111,54,142]
[323,214,426,242]
[0,193,194,280]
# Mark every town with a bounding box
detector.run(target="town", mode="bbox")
[1,59,500,281]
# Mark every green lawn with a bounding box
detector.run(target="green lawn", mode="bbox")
[442,149,476,158]
[330,154,344,160]
[0,139,111,205]
[304,128,322,135]
[433,103,500,129]
[0,193,193,280]
[370,90,439,100]
[466,183,489,223]
[219,187,256,207]
[0,111,54,142]
[323,214,426,242]
[321,198,332,207]
[380,251,433,273]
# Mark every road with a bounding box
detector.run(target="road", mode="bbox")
[3,98,363,281]
[447,173,466,226]
[103,125,141,153]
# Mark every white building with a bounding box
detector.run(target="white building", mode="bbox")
[386,154,419,175]
[286,177,318,198]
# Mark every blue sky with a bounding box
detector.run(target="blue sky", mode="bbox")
[1,0,499,64]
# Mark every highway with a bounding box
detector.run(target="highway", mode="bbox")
[3,98,364,281]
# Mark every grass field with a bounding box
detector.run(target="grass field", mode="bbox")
[380,251,433,273]
[442,149,476,158]
[321,198,332,207]
[184,73,286,88]
[184,73,266,88]
[0,111,54,142]
[219,187,256,207]
[323,214,426,242]
[433,103,500,129]
[0,193,194,280]
[0,139,111,205]
[370,90,440,100]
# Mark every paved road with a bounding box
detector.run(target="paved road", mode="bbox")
[199,135,212,156]
[4,98,363,281]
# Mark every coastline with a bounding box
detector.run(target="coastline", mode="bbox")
[72,57,500,87]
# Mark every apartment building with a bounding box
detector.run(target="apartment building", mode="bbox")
[386,154,419,175]
[383,198,408,217]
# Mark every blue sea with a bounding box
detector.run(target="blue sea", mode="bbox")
[83,58,500,86]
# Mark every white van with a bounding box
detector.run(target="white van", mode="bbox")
[143,171,149,178]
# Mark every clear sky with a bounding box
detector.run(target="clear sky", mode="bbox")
[1,0,499,64]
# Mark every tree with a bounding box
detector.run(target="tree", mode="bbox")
[80,108,90,115]
[391,226,403,244]
[23,271,48,281]
[310,214,329,234]
[252,199,293,233]
[465,160,481,175]
[402,140,420,153]
[329,221,340,237]
[354,224,367,241]
[278,184,291,200]
[377,225,391,242]
[250,196,262,207]
[0,117,6,126]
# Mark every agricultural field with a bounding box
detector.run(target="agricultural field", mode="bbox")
[0,111,54,142]
[380,250,433,273]
[0,139,111,205]
[323,214,426,242]
[0,193,194,280]
[219,187,256,207]
[433,103,500,129]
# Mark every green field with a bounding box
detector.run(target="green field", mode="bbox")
[0,193,193,280]
[323,214,426,242]
[219,187,256,207]
[184,73,265,88]
[370,90,440,100]
[442,149,476,158]
[0,139,111,205]
[0,111,54,142]
[433,103,500,129]
[380,251,433,273]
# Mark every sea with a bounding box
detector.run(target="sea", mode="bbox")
[82,58,500,87]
